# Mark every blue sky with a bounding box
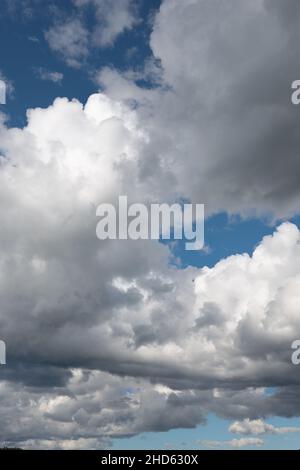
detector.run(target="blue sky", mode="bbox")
[1,0,300,450]
[113,415,300,451]
[0,0,160,127]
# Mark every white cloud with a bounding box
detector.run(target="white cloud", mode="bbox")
[199,437,264,449]
[228,438,264,448]
[45,18,89,68]
[45,1,138,67]
[74,0,137,47]
[230,419,300,436]
[33,67,63,83]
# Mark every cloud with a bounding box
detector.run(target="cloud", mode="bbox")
[99,0,300,218]
[33,67,63,83]
[229,438,264,448]
[45,0,138,67]
[229,418,300,436]
[45,18,89,68]
[0,370,208,449]
[2,0,41,19]
[1,88,300,444]
[199,438,264,449]
[74,0,138,47]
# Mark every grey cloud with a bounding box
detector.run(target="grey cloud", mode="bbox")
[100,0,300,218]
[194,302,225,329]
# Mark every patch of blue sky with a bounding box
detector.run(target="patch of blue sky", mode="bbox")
[112,413,300,450]
[0,0,161,127]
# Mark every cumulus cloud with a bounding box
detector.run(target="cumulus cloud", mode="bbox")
[0,370,207,449]
[1,88,300,444]
[229,418,300,436]
[99,0,300,218]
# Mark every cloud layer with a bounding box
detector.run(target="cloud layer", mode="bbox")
[1,91,300,446]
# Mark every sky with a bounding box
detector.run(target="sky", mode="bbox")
[1,0,300,450]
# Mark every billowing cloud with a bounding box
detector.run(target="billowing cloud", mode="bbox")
[100,0,300,218]
[0,370,207,449]
[1,88,300,445]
